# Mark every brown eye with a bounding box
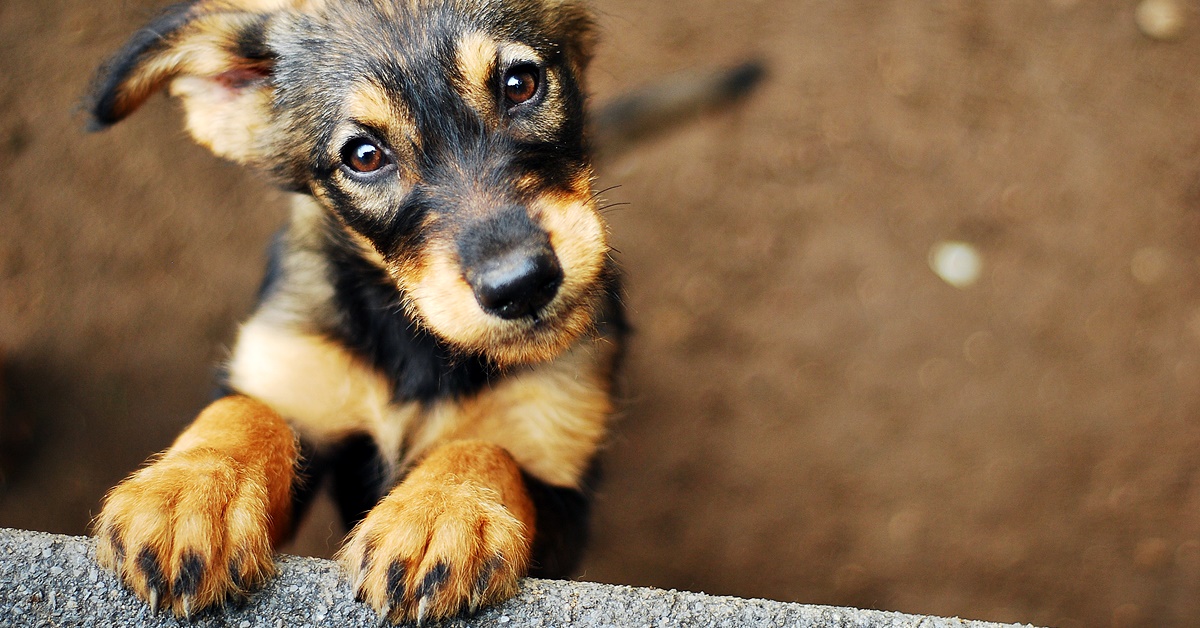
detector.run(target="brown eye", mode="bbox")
[341,138,388,174]
[503,64,540,106]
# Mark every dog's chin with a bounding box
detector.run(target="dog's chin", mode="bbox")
[407,287,600,368]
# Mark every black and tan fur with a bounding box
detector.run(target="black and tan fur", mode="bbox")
[87,0,760,623]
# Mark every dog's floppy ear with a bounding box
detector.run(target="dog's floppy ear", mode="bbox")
[87,0,278,164]
[545,0,596,74]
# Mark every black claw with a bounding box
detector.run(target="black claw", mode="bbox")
[228,556,244,589]
[173,551,205,597]
[386,560,407,609]
[360,539,377,574]
[224,590,249,611]
[137,547,168,599]
[416,562,450,599]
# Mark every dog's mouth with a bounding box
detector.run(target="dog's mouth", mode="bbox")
[404,266,601,367]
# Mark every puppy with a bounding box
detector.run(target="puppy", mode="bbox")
[87,0,760,623]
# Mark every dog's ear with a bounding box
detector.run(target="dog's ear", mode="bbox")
[545,0,596,74]
[87,0,279,164]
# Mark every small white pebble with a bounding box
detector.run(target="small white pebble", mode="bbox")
[929,241,983,288]
[240,621,251,628]
[1136,0,1186,40]
[499,616,511,624]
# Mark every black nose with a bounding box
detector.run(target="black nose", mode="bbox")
[467,246,564,320]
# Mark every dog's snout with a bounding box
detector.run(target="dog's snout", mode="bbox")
[468,246,563,320]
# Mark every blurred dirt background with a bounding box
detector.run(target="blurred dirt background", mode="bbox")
[3,0,1200,626]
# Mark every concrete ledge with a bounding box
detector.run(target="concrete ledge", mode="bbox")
[0,528,1036,627]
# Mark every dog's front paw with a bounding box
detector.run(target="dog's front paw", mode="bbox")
[94,448,277,617]
[340,475,532,624]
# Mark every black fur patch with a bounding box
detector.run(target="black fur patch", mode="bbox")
[473,556,499,597]
[228,555,245,589]
[456,204,548,270]
[137,546,168,597]
[290,434,392,532]
[233,17,275,65]
[522,465,597,579]
[173,551,205,596]
[108,528,126,562]
[327,434,392,528]
[417,562,451,598]
[386,560,407,607]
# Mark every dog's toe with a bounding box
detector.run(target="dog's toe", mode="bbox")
[340,474,531,624]
[94,448,276,617]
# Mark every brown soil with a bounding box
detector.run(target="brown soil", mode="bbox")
[3,1,1200,626]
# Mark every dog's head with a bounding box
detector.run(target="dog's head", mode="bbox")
[89,0,608,367]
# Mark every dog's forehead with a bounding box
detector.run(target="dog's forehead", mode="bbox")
[281,0,554,63]
[269,0,563,119]
[273,1,568,135]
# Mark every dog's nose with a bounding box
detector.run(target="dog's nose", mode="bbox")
[467,246,563,320]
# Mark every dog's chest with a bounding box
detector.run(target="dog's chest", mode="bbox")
[225,317,614,488]
[226,317,421,464]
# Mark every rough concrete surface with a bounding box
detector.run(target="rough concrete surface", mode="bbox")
[0,528,1033,628]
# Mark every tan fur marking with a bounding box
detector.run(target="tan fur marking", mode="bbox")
[171,76,273,163]
[411,337,617,488]
[346,81,400,130]
[227,319,417,463]
[345,227,390,269]
[227,314,613,490]
[498,42,540,66]
[455,32,499,122]
[533,193,607,307]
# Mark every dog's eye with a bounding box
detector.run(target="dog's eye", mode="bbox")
[503,64,540,107]
[341,138,388,174]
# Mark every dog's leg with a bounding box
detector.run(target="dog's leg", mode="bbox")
[340,440,535,624]
[93,395,298,617]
